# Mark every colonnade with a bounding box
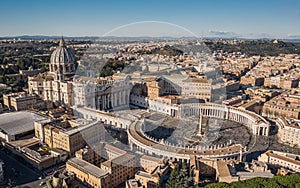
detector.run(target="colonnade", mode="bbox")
[127,120,245,161]
[180,103,270,136]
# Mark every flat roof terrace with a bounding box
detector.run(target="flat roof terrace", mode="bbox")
[0,111,46,136]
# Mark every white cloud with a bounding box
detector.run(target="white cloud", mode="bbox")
[207,30,240,38]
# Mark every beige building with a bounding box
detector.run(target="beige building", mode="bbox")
[134,159,170,188]
[190,155,217,184]
[262,89,300,119]
[240,76,264,86]
[264,77,298,89]
[126,179,142,188]
[216,160,273,183]
[215,161,239,183]
[101,143,127,160]
[139,155,165,173]
[145,74,212,102]
[181,77,212,101]
[134,171,160,188]
[75,146,102,166]
[66,157,111,188]
[189,155,273,184]
[258,150,300,172]
[146,80,162,99]
[3,92,45,111]
[238,100,262,114]
[277,117,300,147]
[34,119,105,156]
[101,153,136,188]
[244,87,281,102]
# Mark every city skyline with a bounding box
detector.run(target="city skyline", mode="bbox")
[1,0,300,38]
[2,1,300,187]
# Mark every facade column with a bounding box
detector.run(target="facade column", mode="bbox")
[127,90,130,104]
[104,95,107,109]
[265,127,268,136]
[226,108,229,119]
[114,93,117,107]
[118,92,121,105]
[106,94,108,109]
[101,95,104,110]
[111,93,114,108]
[123,91,126,105]
[259,127,262,135]
[119,91,122,105]
[109,94,112,108]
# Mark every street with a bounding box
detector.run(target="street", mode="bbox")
[0,148,42,187]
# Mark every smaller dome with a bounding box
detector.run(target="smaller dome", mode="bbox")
[50,37,76,64]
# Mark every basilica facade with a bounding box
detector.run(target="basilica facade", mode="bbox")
[28,37,76,107]
[72,74,132,111]
[28,37,132,110]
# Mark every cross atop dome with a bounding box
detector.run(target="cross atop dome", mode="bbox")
[59,36,66,47]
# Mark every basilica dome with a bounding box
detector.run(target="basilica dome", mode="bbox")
[50,37,76,64]
[49,37,77,76]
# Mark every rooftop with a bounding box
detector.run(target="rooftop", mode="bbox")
[266,151,300,166]
[64,121,103,136]
[236,171,274,179]
[216,161,232,177]
[0,111,46,135]
[104,143,127,156]
[67,157,109,178]
[136,171,153,178]
[4,92,36,99]
[101,153,135,168]
[140,155,163,163]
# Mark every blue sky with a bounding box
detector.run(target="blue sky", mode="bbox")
[0,0,300,38]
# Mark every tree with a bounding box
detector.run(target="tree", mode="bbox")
[166,163,194,188]
[166,166,179,188]
[205,174,300,188]
[177,163,194,188]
